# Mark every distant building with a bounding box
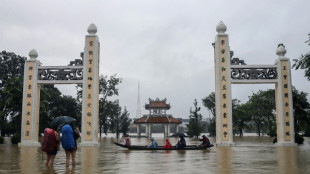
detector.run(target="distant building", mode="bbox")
[134,98,182,137]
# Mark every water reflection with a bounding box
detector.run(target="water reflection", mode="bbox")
[216,147,233,174]
[81,147,99,174]
[0,135,310,173]
[20,146,40,173]
[277,147,298,174]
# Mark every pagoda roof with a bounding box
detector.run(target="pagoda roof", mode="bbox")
[145,98,171,110]
[134,116,181,124]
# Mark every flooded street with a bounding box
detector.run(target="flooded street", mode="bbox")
[1,134,310,174]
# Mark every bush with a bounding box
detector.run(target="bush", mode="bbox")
[267,129,277,137]
[11,134,21,144]
[304,128,310,137]
[0,136,4,144]
[295,133,304,145]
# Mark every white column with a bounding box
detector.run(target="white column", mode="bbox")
[167,124,170,136]
[274,44,296,146]
[176,125,179,133]
[80,24,100,146]
[148,124,152,138]
[164,124,168,137]
[145,124,149,138]
[214,21,234,146]
[137,124,141,137]
[20,49,41,146]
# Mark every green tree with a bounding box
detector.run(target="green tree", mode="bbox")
[247,89,276,136]
[292,87,310,136]
[0,51,26,136]
[233,102,251,136]
[109,101,122,138]
[202,92,216,136]
[187,99,205,138]
[1,77,24,136]
[293,34,310,80]
[39,85,81,134]
[120,107,132,136]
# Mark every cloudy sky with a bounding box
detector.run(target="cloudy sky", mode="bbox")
[1,0,310,119]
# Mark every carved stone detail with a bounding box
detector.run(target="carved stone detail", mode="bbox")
[231,68,277,80]
[38,68,83,80]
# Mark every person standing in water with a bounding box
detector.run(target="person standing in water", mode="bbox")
[61,123,80,167]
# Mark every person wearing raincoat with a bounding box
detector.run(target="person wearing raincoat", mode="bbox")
[163,139,172,149]
[148,137,158,148]
[176,135,186,149]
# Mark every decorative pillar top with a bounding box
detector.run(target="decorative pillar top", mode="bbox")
[29,49,38,61]
[87,23,97,35]
[216,21,227,34]
[276,44,287,58]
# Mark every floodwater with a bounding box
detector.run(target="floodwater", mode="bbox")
[1,134,310,174]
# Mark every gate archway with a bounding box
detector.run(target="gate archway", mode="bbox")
[214,21,296,146]
[20,24,100,146]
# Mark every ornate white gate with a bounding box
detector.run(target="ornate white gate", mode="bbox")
[20,24,100,146]
[214,21,296,146]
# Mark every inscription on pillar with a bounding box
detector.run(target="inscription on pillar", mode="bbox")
[84,37,95,141]
[24,62,35,140]
[219,37,229,141]
[282,61,291,141]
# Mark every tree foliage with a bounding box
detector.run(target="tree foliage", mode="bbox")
[0,77,24,136]
[292,87,310,135]
[293,33,310,81]
[202,92,215,116]
[39,85,81,134]
[187,99,205,138]
[0,51,26,136]
[202,92,216,136]
[120,107,132,136]
[231,99,252,137]
[0,51,81,137]
[246,89,276,136]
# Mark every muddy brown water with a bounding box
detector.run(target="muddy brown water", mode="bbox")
[0,134,310,174]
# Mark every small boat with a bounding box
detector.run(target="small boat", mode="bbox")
[113,142,213,150]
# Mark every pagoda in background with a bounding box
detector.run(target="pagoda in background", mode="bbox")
[134,98,181,137]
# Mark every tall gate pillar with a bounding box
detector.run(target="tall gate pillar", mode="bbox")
[275,45,296,146]
[214,22,233,146]
[80,24,100,146]
[20,50,41,146]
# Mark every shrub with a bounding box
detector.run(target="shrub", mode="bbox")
[267,130,277,137]
[0,136,4,144]
[295,133,304,145]
[304,128,310,137]
[11,134,21,144]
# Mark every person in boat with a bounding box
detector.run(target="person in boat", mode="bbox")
[163,138,172,149]
[124,134,131,146]
[148,137,158,148]
[199,135,210,147]
[176,135,186,149]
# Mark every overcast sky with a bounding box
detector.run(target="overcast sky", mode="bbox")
[1,0,310,119]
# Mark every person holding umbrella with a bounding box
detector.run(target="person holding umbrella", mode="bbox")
[61,122,80,167]
[49,116,80,167]
[175,135,186,149]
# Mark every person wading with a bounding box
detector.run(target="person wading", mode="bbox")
[42,126,60,167]
[61,123,80,167]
